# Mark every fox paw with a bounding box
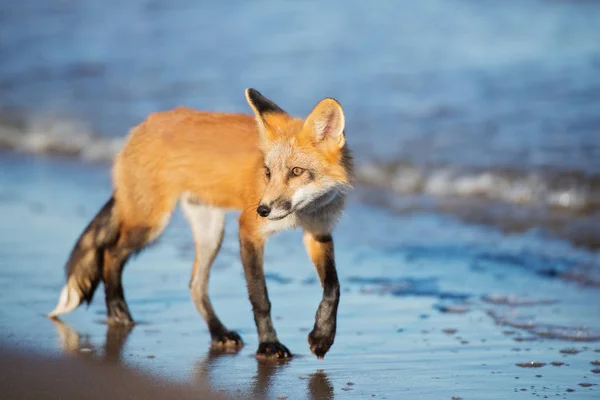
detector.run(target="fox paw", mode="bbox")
[256,342,292,359]
[106,300,134,326]
[211,330,244,351]
[308,329,335,359]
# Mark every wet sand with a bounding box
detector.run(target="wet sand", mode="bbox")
[0,346,216,399]
[1,153,600,399]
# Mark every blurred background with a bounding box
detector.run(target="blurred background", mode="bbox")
[1,1,600,398]
[1,0,600,247]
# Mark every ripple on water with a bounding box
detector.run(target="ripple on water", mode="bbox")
[559,348,581,355]
[482,294,557,306]
[488,310,600,342]
[516,362,546,368]
[433,303,471,314]
[579,383,595,388]
[487,310,535,329]
[531,326,600,342]
[349,276,471,300]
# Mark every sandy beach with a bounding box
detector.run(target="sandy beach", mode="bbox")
[1,153,599,399]
[0,346,216,399]
[2,1,600,398]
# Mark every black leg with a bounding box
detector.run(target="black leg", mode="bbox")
[102,227,152,325]
[103,247,134,325]
[239,235,291,359]
[304,233,340,359]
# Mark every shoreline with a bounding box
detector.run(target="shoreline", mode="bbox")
[2,134,600,252]
[1,153,599,398]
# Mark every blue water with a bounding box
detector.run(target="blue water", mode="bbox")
[1,0,600,172]
[2,3,600,395]
[1,153,599,399]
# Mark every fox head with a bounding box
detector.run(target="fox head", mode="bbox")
[245,88,353,220]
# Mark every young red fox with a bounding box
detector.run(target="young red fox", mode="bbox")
[48,89,353,359]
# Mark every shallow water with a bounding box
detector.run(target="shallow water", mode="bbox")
[1,154,599,399]
[2,0,600,247]
[1,1,600,398]
[2,0,599,173]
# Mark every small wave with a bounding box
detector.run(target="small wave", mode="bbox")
[481,294,557,307]
[488,309,600,342]
[3,108,600,250]
[3,110,598,214]
[0,109,121,162]
[348,276,471,300]
[357,161,600,212]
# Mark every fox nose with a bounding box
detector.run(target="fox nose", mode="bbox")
[257,204,271,217]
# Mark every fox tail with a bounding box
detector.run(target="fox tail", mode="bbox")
[48,197,119,318]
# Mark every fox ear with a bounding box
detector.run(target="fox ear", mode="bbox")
[245,88,287,140]
[246,88,286,116]
[302,98,345,148]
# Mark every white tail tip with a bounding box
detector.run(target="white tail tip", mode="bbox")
[48,283,82,318]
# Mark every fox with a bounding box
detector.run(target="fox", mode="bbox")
[48,89,353,359]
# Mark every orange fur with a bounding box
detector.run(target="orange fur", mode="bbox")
[113,109,263,230]
[303,232,332,286]
[51,89,353,359]
[112,102,352,240]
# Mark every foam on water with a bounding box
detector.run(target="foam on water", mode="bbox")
[356,161,600,249]
[3,109,600,251]
[357,161,600,212]
[0,110,122,163]
[2,110,599,213]
[481,294,557,307]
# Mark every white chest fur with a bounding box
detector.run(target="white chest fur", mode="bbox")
[262,213,299,236]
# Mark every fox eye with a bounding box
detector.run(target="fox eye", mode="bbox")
[291,167,304,177]
[265,167,271,179]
